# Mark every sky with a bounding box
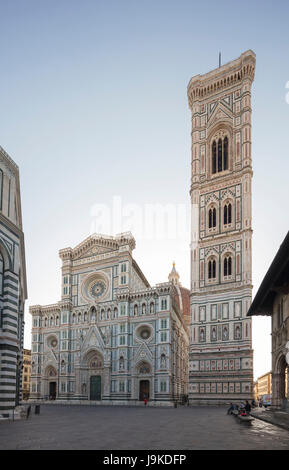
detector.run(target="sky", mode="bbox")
[0,0,288,380]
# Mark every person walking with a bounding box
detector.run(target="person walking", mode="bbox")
[245,400,251,415]
[227,403,234,415]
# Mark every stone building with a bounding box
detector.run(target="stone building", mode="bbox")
[248,231,289,410]
[29,233,189,405]
[0,146,27,418]
[187,50,256,403]
[22,349,31,400]
[256,371,272,399]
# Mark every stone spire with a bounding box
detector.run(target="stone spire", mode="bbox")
[168,262,181,286]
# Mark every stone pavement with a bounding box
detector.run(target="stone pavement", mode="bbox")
[251,407,289,431]
[0,404,289,450]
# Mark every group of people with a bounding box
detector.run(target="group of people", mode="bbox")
[227,400,253,416]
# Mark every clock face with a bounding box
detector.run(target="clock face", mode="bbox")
[90,280,106,298]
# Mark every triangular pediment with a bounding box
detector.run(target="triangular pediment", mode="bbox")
[208,102,233,127]
[72,234,119,260]
[77,245,113,260]
[134,342,153,364]
[81,325,105,353]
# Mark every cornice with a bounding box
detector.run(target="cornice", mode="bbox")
[59,232,136,261]
[187,50,256,109]
[29,304,60,315]
[190,168,253,195]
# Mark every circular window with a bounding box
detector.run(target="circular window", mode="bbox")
[136,325,152,341]
[47,336,58,348]
[81,273,109,302]
[90,280,106,298]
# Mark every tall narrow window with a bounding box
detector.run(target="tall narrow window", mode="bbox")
[212,141,216,174]
[224,203,232,225]
[208,207,216,229]
[223,136,228,170]
[208,260,216,279]
[208,209,212,228]
[224,256,232,277]
[224,257,228,276]
[218,138,222,172]
[228,203,232,224]
[224,205,228,225]
[213,208,216,227]
[228,257,232,275]
[212,136,229,174]
[212,260,216,278]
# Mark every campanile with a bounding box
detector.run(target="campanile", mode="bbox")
[187,51,256,404]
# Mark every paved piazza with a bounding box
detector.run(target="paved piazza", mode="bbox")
[0,405,289,450]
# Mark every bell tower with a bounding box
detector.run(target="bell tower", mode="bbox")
[187,51,256,403]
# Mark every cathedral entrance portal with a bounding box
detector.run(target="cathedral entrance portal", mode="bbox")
[90,375,101,400]
[139,380,150,401]
[49,382,57,400]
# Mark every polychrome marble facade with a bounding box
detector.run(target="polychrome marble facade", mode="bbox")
[0,146,27,418]
[29,233,189,405]
[187,51,255,403]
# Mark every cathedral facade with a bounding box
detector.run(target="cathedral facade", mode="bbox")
[29,233,189,405]
[187,51,256,404]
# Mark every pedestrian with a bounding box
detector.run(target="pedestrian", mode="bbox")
[245,400,251,415]
[26,405,31,419]
[227,403,234,415]
[144,394,148,406]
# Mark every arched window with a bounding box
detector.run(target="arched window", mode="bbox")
[224,136,228,170]
[224,256,232,277]
[218,138,222,172]
[212,136,229,174]
[150,302,154,314]
[90,307,96,322]
[208,207,217,229]
[208,260,216,279]
[134,304,138,316]
[224,203,232,225]
[212,141,217,174]
[208,209,212,228]
[228,203,232,224]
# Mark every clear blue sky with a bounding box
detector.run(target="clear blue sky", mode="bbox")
[1,0,288,379]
